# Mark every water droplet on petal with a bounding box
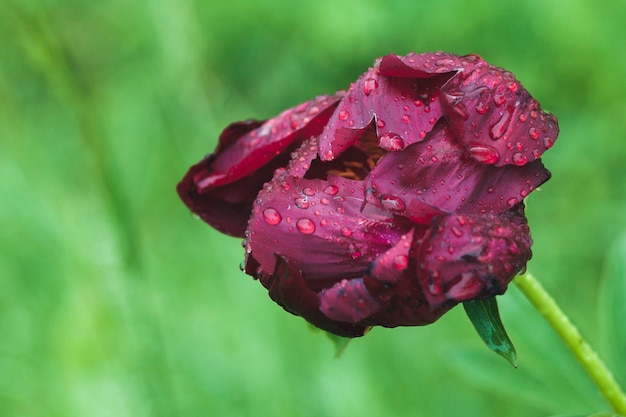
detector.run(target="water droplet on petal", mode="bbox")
[263,208,282,225]
[468,144,500,164]
[363,78,378,95]
[379,133,404,151]
[324,185,339,196]
[393,255,408,270]
[380,195,406,211]
[489,110,511,140]
[402,114,410,123]
[507,197,518,207]
[451,226,464,237]
[493,93,506,107]
[544,137,555,149]
[341,227,353,237]
[320,197,330,205]
[294,196,309,209]
[338,110,349,121]
[303,187,315,196]
[296,218,316,234]
[512,152,528,166]
[528,127,539,140]
[376,119,386,129]
[475,102,488,114]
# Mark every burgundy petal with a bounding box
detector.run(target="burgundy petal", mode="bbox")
[264,255,369,337]
[417,208,532,309]
[365,123,551,218]
[246,171,410,284]
[177,94,341,236]
[361,229,450,327]
[440,64,559,167]
[319,59,455,161]
[378,51,479,78]
[318,277,381,323]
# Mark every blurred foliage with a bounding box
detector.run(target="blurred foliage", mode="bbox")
[1,0,625,416]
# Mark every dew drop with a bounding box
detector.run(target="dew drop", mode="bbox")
[493,93,506,107]
[379,133,404,151]
[451,226,464,237]
[303,187,315,196]
[376,119,386,129]
[393,255,409,270]
[296,218,316,234]
[507,197,518,207]
[324,184,339,196]
[402,114,410,123]
[320,197,330,205]
[528,127,539,140]
[294,196,309,209]
[341,227,353,237]
[336,206,345,214]
[519,113,527,122]
[512,152,527,166]
[338,110,349,121]
[381,195,406,211]
[263,208,282,225]
[308,106,320,115]
[489,110,511,140]
[468,144,500,164]
[544,136,555,149]
[363,78,378,95]
[475,102,488,114]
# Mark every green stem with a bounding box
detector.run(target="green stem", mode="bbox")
[514,272,626,416]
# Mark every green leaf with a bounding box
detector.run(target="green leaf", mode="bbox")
[325,333,352,358]
[599,232,626,386]
[307,323,352,357]
[463,297,517,367]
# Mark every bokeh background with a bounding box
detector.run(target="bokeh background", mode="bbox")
[1,0,625,416]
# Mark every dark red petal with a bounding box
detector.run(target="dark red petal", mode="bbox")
[365,123,551,218]
[318,277,381,323]
[319,60,454,161]
[246,172,410,285]
[264,255,369,337]
[378,51,481,78]
[197,94,342,191]
[417,209,532,309]
[177,156,284,236]
[440,65,559,167]
[362,229,450,327]
[177,95,342,236]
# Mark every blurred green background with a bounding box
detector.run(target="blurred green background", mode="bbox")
[1,0,625,416]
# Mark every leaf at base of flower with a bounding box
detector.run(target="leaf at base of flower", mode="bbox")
[307,322,353,357]
[326,333,352,358]
[463,297,518,367]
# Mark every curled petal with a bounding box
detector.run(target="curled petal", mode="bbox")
[246,171,411,284]
[264,255,369,337]
[319,59,454,161]
[417,208,532,309]
[177,94,341,236]
[378,51,480,77]
[440,65,559,167]
[319,278,381,323]
[366,123,551,218]
[362,229,450,327]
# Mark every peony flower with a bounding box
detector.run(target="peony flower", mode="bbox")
[177,51,559,337]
